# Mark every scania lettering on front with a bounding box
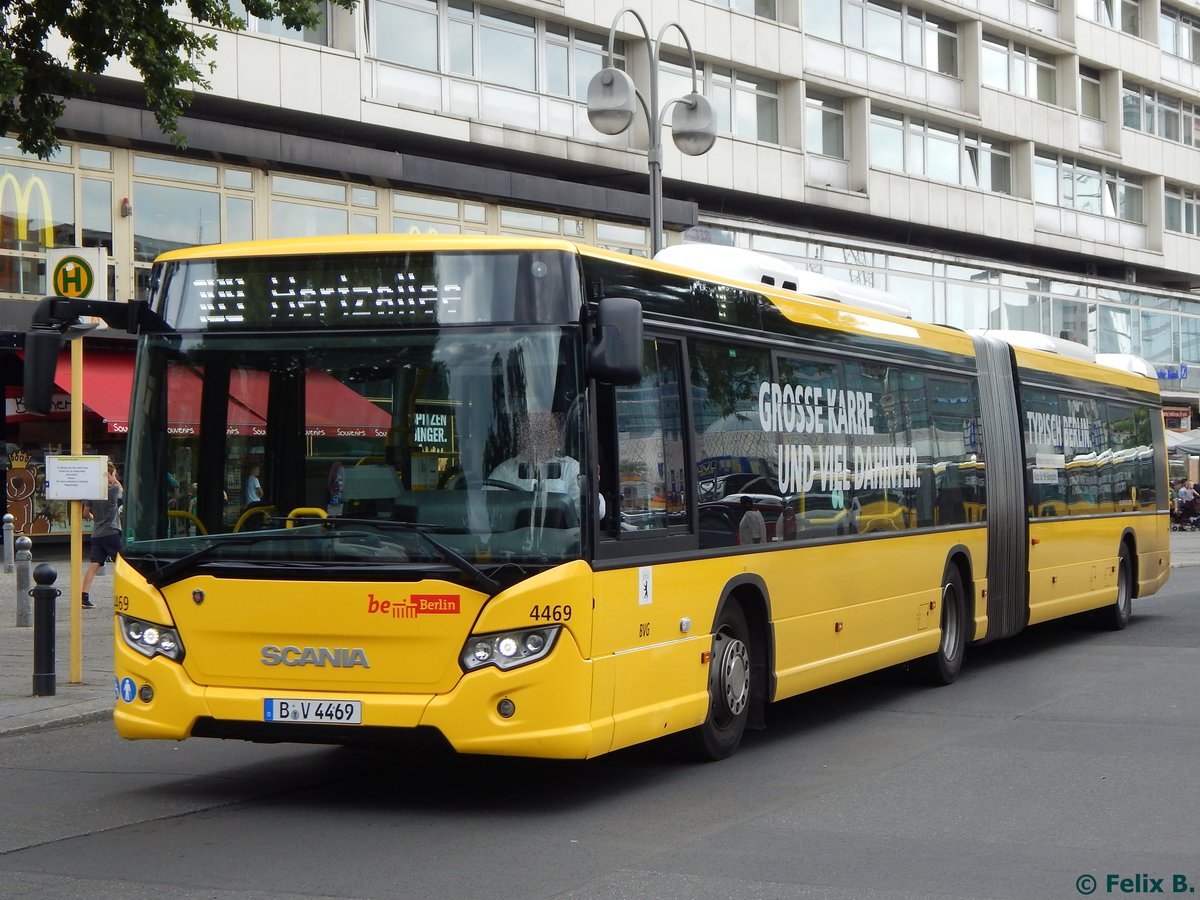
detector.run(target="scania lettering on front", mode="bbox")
[260,646,370,668]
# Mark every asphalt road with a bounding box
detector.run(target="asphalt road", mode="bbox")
[0,573,1197,899]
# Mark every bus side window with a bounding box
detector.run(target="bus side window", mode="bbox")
[612,338,687,534]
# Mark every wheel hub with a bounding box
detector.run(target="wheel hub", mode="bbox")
[718,636,750,717]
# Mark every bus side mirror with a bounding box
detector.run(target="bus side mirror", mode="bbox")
[588,297,643,385]
[23,328,64,415]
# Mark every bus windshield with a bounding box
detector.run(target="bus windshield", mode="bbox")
[122,325,587,581]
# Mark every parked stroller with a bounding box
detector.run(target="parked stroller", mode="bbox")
[1172,497,1200,531]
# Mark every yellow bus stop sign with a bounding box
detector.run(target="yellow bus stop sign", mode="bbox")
[51,254,95,298]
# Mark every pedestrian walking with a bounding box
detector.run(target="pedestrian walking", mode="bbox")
[81,462,123,609]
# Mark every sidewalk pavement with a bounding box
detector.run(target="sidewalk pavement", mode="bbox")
[0,544,115,738]
[1,531,1199,739]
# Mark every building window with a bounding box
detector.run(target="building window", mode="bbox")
[132,155,224,262]
[267,173,382,238]
[981,35,1057,103]
[1181,315,1200,363]
[869,108,1011,194]
[229,0,331,43]
[376,0,439,70]
[712,67,780,143]
[905,11,958,75]
[1123,81,1200,145]
[870,109,906,170]
[1141,309,1177,360]
[1160,5,1200,62]
[391,191,488,234]
[805,0,841,40]
[500,207,584,237]
[805,0,958,76]
[452,3,536,91]
[1122,0,1141,34]
[1165,183,1200,235]
[806,93,846,158]
[595,221,649,256]
[79,147,112,171]
[1083,0,1140,35]
[708,0,778,20]
[661,56,779,143]
[1033,152,1143,222]
[378,0,541,88]
[545,26,623,100]
[373,0,626,103]
[964,134,1012,193]
[1080,66,1102,119]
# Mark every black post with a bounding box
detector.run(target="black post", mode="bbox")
[31,563,59,696]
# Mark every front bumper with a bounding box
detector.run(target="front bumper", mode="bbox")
[113,626,608,759]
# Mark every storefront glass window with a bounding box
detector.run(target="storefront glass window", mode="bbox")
[134,155,219,185]
[270,200,348,237]
[0,163,75,252]
[82,178,113,255]
[133,182,221,262]
[226,196,253,243]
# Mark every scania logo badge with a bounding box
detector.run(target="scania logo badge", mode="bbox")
[261,645,370,668]
[192,589,205,605]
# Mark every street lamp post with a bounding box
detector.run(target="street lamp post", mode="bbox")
[586,9,716,257]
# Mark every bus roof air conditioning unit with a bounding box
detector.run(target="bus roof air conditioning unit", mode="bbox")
[1095,353,1159,380]
[655,244,910,319]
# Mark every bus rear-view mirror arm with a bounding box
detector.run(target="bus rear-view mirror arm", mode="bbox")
[587,296,643,385]
[23,296,171,415]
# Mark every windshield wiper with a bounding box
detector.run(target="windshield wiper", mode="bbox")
[142,531,323,588]
[327,518,501,595]
[140,519,502,595]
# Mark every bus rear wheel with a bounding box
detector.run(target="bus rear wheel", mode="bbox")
[1098,544,1133,631]
[916,567,966,686]
[687,602,752,761]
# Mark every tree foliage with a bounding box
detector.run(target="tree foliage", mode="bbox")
[0,0,356,160]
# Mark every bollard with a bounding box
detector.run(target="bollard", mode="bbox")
[2,513,12,573]
[31,563,59,697]
[14,536,32,628]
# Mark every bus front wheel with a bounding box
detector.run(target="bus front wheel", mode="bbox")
[916,567,966,686]
[687,602,752,761]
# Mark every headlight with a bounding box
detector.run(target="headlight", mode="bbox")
[460,625,560,672]
[119,615,185,662]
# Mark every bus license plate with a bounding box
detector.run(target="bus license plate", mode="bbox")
[264,698,362,724]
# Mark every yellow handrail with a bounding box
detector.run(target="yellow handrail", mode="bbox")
[233,505,274,532]
[167,510,207,535]
[285,507,329,528]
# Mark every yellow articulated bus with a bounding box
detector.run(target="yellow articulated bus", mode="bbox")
[23,235,1170,760]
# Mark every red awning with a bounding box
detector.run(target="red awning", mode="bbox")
[32,350,384,437]
[46,350,265,435]
[229,369,390,438]
[51,348,135,433]
[164,367,265,437]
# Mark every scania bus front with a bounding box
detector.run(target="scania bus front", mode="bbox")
[109,235,639,758]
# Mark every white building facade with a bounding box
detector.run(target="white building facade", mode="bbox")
[5,0,1200,420]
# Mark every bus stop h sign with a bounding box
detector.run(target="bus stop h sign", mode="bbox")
[47,247,107,301]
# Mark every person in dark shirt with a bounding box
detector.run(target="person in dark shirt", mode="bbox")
[81,463,123,609]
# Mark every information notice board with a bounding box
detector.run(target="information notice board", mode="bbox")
[44,455,109,500]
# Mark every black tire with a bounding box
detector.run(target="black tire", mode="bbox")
[916,567,967,686]
[686,602,752,761]
[1098,544,1133,631]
